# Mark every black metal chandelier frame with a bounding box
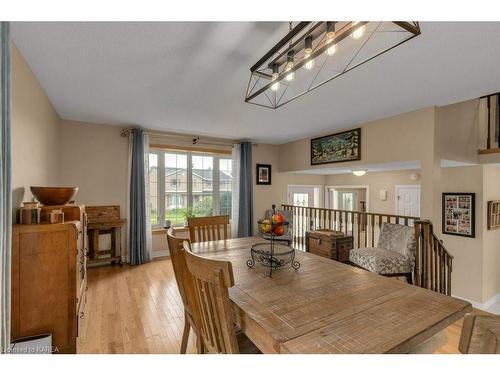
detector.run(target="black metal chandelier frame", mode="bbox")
[244,21,421,109]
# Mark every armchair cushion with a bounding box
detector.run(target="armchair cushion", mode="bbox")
[377,222,416,261]
[349,247,414,274]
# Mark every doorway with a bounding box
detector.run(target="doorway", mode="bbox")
[395,185,421,217]
[287,185,322,207]
[325,185,369,212]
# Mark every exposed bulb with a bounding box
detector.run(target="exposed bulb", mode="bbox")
[352,24,366,40]
[304,50,314,70]
[325,44,336,56]
[271,72,280,92]
[285,61,294,82]
[325,30,336,56]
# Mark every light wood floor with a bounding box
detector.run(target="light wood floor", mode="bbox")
[77,257,477,354]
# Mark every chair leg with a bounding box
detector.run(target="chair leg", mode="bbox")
[196,335,204,354]
[406,273,413,285]
[180,312,190,354]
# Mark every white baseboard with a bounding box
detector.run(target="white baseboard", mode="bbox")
[452,292,500,314]
[152,250,170,258]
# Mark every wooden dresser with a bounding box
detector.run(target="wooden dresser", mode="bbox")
[11,204,87,354]
[305,229,354,263]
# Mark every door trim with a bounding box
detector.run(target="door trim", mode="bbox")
[287,184,323,207]
[325,185,370,211]
[395,184,421,216]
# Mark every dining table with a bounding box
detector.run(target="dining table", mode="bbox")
[192,236,472,354]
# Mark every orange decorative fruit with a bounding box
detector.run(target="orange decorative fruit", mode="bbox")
[271,213,285,225]
[273,225,285,236]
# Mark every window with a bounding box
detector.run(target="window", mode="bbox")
[148,149,233,228]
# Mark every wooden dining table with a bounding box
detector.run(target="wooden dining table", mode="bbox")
[192,236,472,354]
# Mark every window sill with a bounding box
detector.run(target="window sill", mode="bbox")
[152,227,189,235]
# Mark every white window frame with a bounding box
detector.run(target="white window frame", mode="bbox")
[149,149,232,229]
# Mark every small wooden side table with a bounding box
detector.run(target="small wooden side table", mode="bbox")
[305,229,354,263]
[86,205,126,266]
[87,220,126,265]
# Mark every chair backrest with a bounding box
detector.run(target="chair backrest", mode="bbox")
[166,229,196,316]
[183,241,239,354]
[459,314,500,354]
[377,222,417,260]
[187,215,230,243]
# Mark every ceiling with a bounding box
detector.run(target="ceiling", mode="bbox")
[11,22,500,144]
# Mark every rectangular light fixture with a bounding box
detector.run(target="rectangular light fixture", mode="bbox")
[245,21,421,109]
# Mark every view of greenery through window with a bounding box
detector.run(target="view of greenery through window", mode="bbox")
[148,150,232,228]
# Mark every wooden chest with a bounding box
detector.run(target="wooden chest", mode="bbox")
[306,229,354,263]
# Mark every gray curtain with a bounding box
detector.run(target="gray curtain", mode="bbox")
[128,129,150,265]
[237,142,253,237]
[0,22,12,354]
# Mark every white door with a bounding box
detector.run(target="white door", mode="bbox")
[287,186,316,207]
[395,185,420,217]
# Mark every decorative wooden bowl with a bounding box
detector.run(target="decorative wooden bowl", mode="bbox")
[30,186,79,206]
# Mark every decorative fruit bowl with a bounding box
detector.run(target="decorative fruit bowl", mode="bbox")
[247,204,300,277]
[247,242,300,272]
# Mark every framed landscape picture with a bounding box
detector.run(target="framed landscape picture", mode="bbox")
[442,192,475,238]
[256,164,271,185]
[311,128,361,165]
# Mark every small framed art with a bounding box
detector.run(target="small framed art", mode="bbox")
[256,164,271,185]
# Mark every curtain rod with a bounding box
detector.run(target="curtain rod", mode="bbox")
[120,127,241,147]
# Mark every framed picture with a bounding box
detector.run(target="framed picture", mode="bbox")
[442,193,475,238]
[256,164,271,185]
[311,128,361,165]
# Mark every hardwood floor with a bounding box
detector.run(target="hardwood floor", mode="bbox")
[78,257,479,354]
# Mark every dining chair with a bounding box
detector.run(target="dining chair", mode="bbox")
[166,229,202,354]
[187,215,230,243]
[182,241,260,354]
[459,313,500,353]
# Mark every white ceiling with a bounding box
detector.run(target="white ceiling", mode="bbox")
[11,22,500,144]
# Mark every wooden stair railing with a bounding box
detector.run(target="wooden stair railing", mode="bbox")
[414,220,453,296]
[281,204,453,295]
[281,204,419,250]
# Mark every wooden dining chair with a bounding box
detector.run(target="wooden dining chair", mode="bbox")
[166,229,202,354]
[459,313,500,353]
[182,241,260,354]
[187,215,230,243]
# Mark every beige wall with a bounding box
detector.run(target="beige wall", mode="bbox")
[436,99,480,163]
[11,44,61,211]
[438,166,484,303]
[252,144,326,232]
[59,120,128,211]
[59,120,129,254]
[482,164,500,301]
[278,107,435,173]
[325,170,421,214]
